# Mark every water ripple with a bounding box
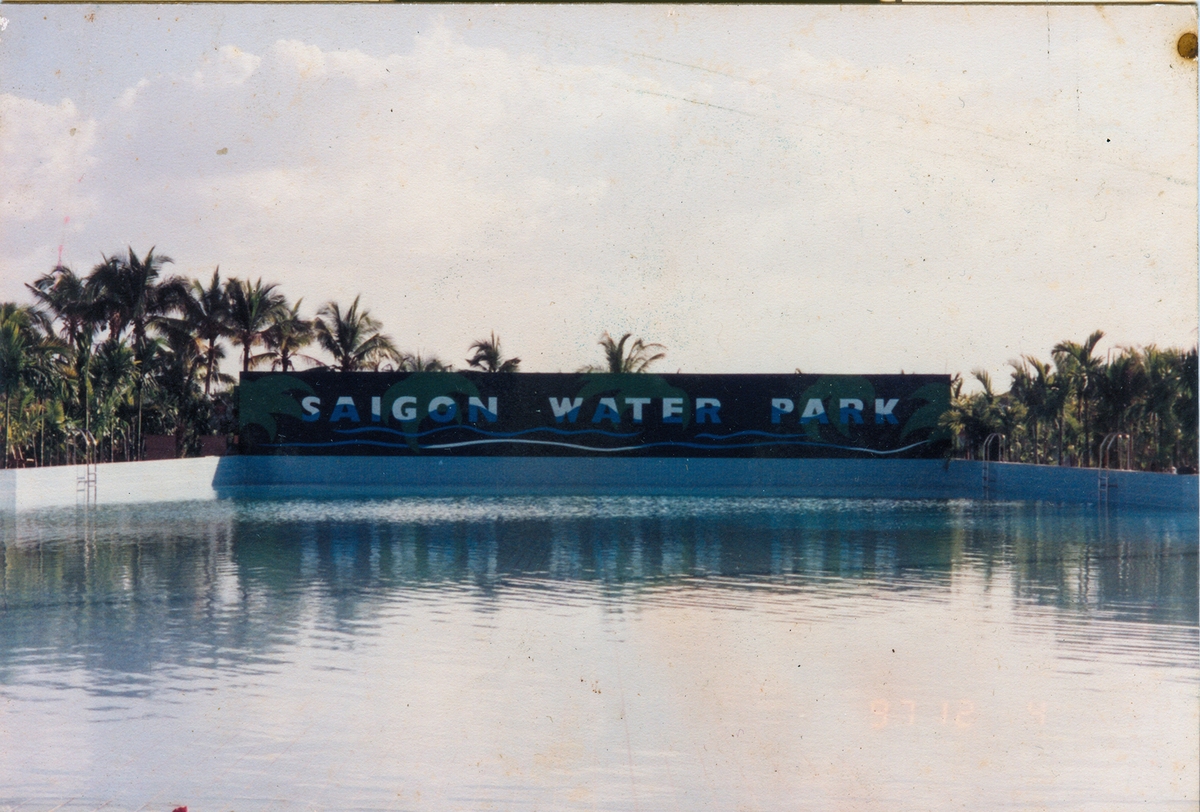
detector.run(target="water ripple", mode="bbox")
[0,496,1194,810]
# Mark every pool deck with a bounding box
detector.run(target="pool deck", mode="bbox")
[0,456,1195,513]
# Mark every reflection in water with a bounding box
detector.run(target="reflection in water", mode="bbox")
[0,497,1196,810]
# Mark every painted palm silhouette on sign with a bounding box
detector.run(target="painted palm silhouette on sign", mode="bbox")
[792,376,950,449]
[900,382,952,443]
[796,376,877,443]
[574,373,692,430]
[378,372,483,452]
[238,374,314,442]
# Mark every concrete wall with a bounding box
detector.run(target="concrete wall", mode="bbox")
[210,456,979,500]
[0,457,222,513]
[973,460,1197,512]
[0,455,1195,513]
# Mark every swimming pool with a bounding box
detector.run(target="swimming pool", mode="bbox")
[0,497,1195,810]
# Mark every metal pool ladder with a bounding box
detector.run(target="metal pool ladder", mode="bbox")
[1098,432,1130,506]
[981,433,1004,500]
[75,430,97,508]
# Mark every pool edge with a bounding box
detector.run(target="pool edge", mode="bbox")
[1,457,1195,513]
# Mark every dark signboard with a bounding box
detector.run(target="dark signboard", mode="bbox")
[238,372,951,458]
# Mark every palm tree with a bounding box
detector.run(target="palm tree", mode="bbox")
[23,334,69,467]
[86,247,175,459]
[27,265,98,352]
[26,265,102,451]
[90,337,137,462]
[1094,348,1148,456]
[400,352,452,372]
[87,247,173,344]
[65,329,96,446]
[226,277,287,373]
[466,332,520,372]
[0,305,54,468]
[581,332,666,373]
[963,370,1006,459]
[1175,348,1198,471]
[165,268,232,395]
[0,307,31,467]
[1141,345,1182,470]
[996,394,1028,461]
[1009,355,1057,465]
[262,300,314,372]
[313,296,400,372]
[5,388,39,468]
[1053,331,1105,465]
[152,323,206,457]
[1046,364,1072,466]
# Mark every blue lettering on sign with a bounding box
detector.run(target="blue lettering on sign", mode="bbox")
[662,398,684,424]
[592,398,621,424]
[392,396,417,421]
[550,397,583,423]
[696,398,721,424]
[469,397,498,423]
[800,399,829,425]
[329,396,360,423]
[625,398,651,423]
[839,399,865,425]
[301,396,321,422]
[771,398,794,424]
[428,396,458,423]
[875,398,900,424]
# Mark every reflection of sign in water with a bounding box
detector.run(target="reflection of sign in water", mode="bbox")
[239,372,951,458]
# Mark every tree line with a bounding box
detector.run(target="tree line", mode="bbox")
[0,248,671,467]
[941,331,1198,473]
[0,247,1195,471]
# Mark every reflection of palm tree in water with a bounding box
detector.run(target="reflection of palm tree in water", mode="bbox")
[2,502,1187,643]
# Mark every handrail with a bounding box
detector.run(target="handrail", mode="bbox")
[1100,433,1131,471]
[71,429,98,508]
[982,433,1004,463]
[981,433,1004,500]
[69,429,97,453]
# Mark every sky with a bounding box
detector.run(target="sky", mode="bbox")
[1,4,1196,384]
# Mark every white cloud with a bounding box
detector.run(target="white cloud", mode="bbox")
[189,44,262,88]
[0,94,97,225]
[117,78,149,111]
[270,39,329,81]
[1,7,1194,380]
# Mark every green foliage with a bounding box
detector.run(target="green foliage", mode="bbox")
[227,277,287,373]
[944,336,1197,471]
[4,249,1198,474]
[313,296,400,372]
[580,332,666,374]
[466,332,520,373]
[262,300,314,373]
[399,353,453,372]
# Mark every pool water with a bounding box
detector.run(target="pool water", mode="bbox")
[0,497,1196,811]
